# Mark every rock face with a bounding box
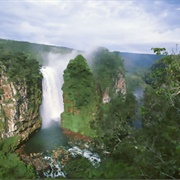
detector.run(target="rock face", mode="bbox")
[115,73,126,95]
[0,52,42,146]
[102,72,126,104]
[102,87,111,103]
[61,55,99,137]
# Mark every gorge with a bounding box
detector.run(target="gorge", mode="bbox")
[0,39,179,179]
[22,52,79,153]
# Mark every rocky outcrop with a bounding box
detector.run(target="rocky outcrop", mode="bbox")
[102,72,126,104]
[0,53,42,147]
[102,87,111,103]
[61,55,99,137]
[115,73,126,95]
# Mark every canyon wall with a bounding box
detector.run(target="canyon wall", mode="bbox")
[0,52,42,148]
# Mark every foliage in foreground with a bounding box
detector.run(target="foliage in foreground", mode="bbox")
[0,137,35,179]
[62,50,180,179]
[0,51,43,179]
[0,151,35,179]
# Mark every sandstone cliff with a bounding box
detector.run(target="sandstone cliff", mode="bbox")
[102,72,126,103]
[0,52,42,147]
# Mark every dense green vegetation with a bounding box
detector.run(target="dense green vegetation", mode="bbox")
[0,38,179,179]
[63,92,138,179]
[0,38,74,64]
[61,54,99,137]
[0,51,43,179]
[0,151,35,179]
[61,49,127,137]
[0,38,73,53]
[0,52,42,135]
[0,52,41,86]
[63,55,97,108]
[95,92,137,150]
[0,137,35,179]
[61,49,140,178]
[62,50,180,179]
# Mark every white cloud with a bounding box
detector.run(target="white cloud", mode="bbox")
[0,0,179,53]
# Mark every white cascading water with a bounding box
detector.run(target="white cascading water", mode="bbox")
[40,52,78,129]
[40,66,63,128]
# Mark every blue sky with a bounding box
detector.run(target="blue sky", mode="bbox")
[0,0,180,53]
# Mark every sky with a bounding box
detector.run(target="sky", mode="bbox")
[0,0,180,54]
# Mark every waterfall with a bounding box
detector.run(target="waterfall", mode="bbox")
[40,66,63,128]
[39,51,78,129]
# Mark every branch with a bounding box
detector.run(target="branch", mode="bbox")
[160,172,176,179]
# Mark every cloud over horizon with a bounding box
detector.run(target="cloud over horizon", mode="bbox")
[0,0,180,53]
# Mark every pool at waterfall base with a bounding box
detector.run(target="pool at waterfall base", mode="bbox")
[18,120,100,178]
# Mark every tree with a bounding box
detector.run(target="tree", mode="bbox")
[0,151,35,179]
[139,51,180,178]
[151,47,168,55]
